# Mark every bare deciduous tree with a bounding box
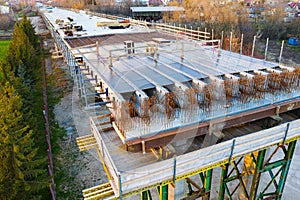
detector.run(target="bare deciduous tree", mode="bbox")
[0,15,11,30]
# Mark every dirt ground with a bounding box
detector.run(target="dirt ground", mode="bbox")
[43,35,108,198]
[53,84,108,198]
[256,39,300,67]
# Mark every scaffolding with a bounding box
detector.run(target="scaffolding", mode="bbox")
[77,116,300,199]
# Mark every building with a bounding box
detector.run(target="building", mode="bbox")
[130,6,184,21]
[0,5,10,14]
[41,7,300,200]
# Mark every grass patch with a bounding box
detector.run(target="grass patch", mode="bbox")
[0,40,10,59]
[287,45,300,52]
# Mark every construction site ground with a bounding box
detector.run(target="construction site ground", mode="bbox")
[256,39,300,66]
[46,54,105,196]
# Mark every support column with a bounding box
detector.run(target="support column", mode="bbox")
[162,185,168,200]
[201,131,224,148]
[157,185,168,200]
[141,190,152,200]
[249,149,266,200]
[78,71,83,98]
[218,164,229,200]
[276,140,297,199]
[239,153,257,199]
[202,169,213,200]
[218,157,250,200]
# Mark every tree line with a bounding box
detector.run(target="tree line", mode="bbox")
[0,15,50,199]
[54,0,300,40]
[167,0,300,41]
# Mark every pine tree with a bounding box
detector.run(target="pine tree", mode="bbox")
[7,19,39,85]
[19,15,38,50]
[0,82,48,200]
[0,15,49,199]
[5,16,45,153]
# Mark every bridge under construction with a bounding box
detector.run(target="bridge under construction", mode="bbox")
[41,7,300,200]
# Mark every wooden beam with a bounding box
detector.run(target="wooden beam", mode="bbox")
[186,178,202,191]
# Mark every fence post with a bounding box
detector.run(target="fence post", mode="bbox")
[221,31,224,49]
[230,32,233,52]
[251,35,256,57]
[279,40,284,64]
[264,38,269,61]
[240,33,244,55]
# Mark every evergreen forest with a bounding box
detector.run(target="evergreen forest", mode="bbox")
[0,15,50,199]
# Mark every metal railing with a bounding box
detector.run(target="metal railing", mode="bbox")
[90,118,121,195]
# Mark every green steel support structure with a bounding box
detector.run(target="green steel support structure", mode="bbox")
[257,140,297,200]
[141,190,152,200]
[156,185,168,200]
[200,169,213,200]
[216,140,297,200]
[140,185,168,200]
[277,140,297,199]
[183,169,213,200]
[186,180,193,196]
[218,163,231,200]
[249,149,266,199]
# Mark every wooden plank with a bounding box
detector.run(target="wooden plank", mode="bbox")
[95,121,111,126]
[83,187,113,198]
[168,184,175,200]
[83,182,111,193]
[84,190,114,200]
[112,122,126,143]
[100,127,114,132]
[93,113,111,119]
[77,139,96,145]
[76,134,94,140]
[186,178,202,191]
[150,148,161,160]
[76,137,96,142]
[79,144,97,151]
